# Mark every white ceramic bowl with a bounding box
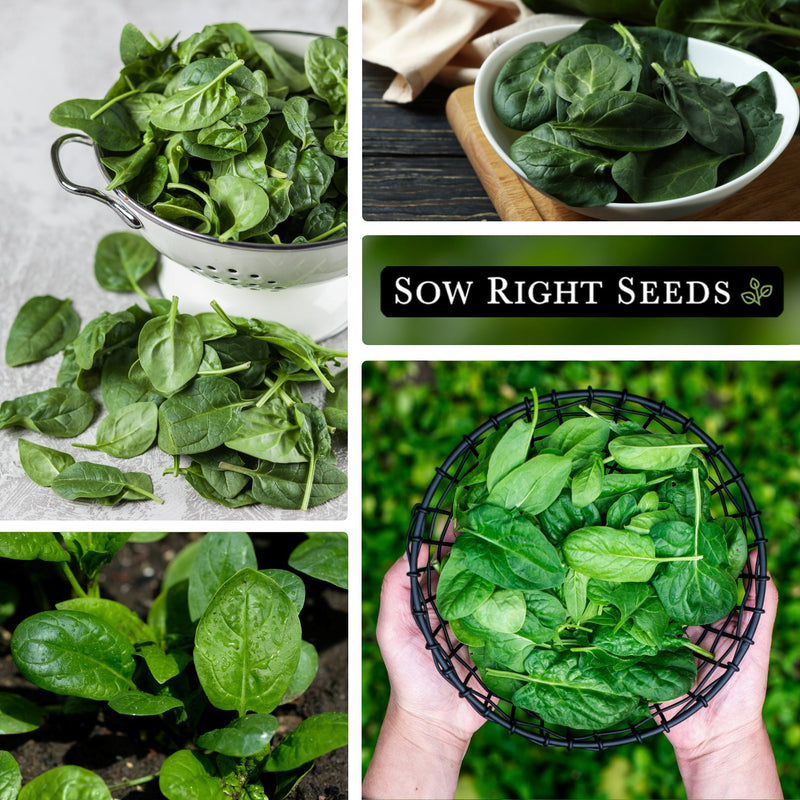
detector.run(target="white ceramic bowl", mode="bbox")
[51,31,347,338]
[474,24,800,221]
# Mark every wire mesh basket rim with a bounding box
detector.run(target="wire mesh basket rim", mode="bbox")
[406,387,768,750]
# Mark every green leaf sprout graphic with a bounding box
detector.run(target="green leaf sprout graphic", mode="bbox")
[741,277,773,306]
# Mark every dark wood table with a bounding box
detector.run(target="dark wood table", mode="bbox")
[362,61,500,221]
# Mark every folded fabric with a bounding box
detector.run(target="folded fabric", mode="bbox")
[363,0,581,102]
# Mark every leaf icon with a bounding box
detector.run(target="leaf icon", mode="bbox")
[741,291,758,305]
[760,284,773,299]
[750,277,760,291]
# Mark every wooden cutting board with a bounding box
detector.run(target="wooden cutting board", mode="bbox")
[445,84,800,222]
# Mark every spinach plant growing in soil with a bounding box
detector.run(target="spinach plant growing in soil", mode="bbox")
[437,394,746,730]
[0,531,348,799]
[494,20,784,205]
[50,22,347,245]
[1,232,347,512]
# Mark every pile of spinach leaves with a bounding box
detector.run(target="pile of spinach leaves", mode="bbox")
[50,22,347,244]
[1,232,347,511]
[0,531,348,799]
[525,0,800,85]
[494,21,783,205]
[438,396,746,730]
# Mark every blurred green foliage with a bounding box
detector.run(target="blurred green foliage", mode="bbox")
[361,360,800,799]
[363,236,800,345]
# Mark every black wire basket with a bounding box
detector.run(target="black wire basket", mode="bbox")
[406,388,768,750]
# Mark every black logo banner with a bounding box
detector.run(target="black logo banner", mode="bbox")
[380,266,783,318]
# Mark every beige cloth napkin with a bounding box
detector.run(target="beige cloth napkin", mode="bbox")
[362,0,582,102]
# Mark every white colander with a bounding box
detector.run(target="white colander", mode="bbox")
[50,31,347,341]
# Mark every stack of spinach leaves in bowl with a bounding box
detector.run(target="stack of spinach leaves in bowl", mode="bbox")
[49,22,347,245]
[489,20,785,208]
[436,394,747,732]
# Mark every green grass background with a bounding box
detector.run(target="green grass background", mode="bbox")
[362,360,800,799]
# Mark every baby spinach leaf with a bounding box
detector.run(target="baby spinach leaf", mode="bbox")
[487,416,535,493]
[541,416,610,466]
[571,452,604,507]
[282,641,319,702]
[0,751,21,798]
[456,504,565,589]
[554,44,633,101]
[55,597,155,645]
[94,231,158,293]
[10,610,136,700]
[435,548,494,620]
[197,713,279,758]
[50,98,141,151]
[488,453,572,514]
[471,589,527,634]
[73,401,158,458]
[0,532,69,562]
[509,123,618,206]
[563,526,700,582]
[555,90,687,151]
[187,531,257,621]
[264,712,348,772]
[17,439,75,488]
[612,140,735,203]
[0,387,95,438]
[493,41,560,130]
[5,295,80,367]
[158,375,245,455]
[653,61,744,154]
[138,297,204,396]
[654,558,738,625]
[194,569,301,715]
[18,765,112,800]
[108,690,184,716]
[0,693,45,734]
[305,36,347,115]
[151,59,243,131]
[51,461,162,503]
[158,750,231,800]
[509,651,639,729]
[288,532,348,590]
[608,432,705,470]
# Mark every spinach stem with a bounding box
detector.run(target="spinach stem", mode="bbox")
[60,563,87,598]
[198,360,252,377]
[89,88,142,120]
[306,222,346,243]
[300,458,315,511]
[107,774,159,791]
[124,482,164,504]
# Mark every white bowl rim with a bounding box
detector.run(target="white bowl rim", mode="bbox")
[98,28,347,252]
[474,22,800,212]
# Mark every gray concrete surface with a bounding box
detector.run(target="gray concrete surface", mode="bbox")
[0,0,348,521]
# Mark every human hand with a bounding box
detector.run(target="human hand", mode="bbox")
[376,554,486,749]
[665,550,782,799]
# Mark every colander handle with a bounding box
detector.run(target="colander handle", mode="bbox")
[50,133,142,229]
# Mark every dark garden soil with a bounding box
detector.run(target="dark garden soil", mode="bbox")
[0,532,348,799]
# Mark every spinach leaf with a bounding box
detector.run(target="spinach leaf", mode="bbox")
[18,766,112,800]
[608,432,705,470]
[288,532,348,589]
[5,296,80,367]
[436,548,494,620]
[196,713,279,757]
[264,712,348,772]
[0,387,95,438]
[509,123,618,206]
[194,569,301,715]
[93,231,158,293]
[488,453,572,514]
[73,401,158,458]
[653,61,744,154]
[10,610,136,700]
[555,90,687,150]
[138,296,204,396]
[554,44,633,101]
[17,439,75,487]
[493,42,560,130]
